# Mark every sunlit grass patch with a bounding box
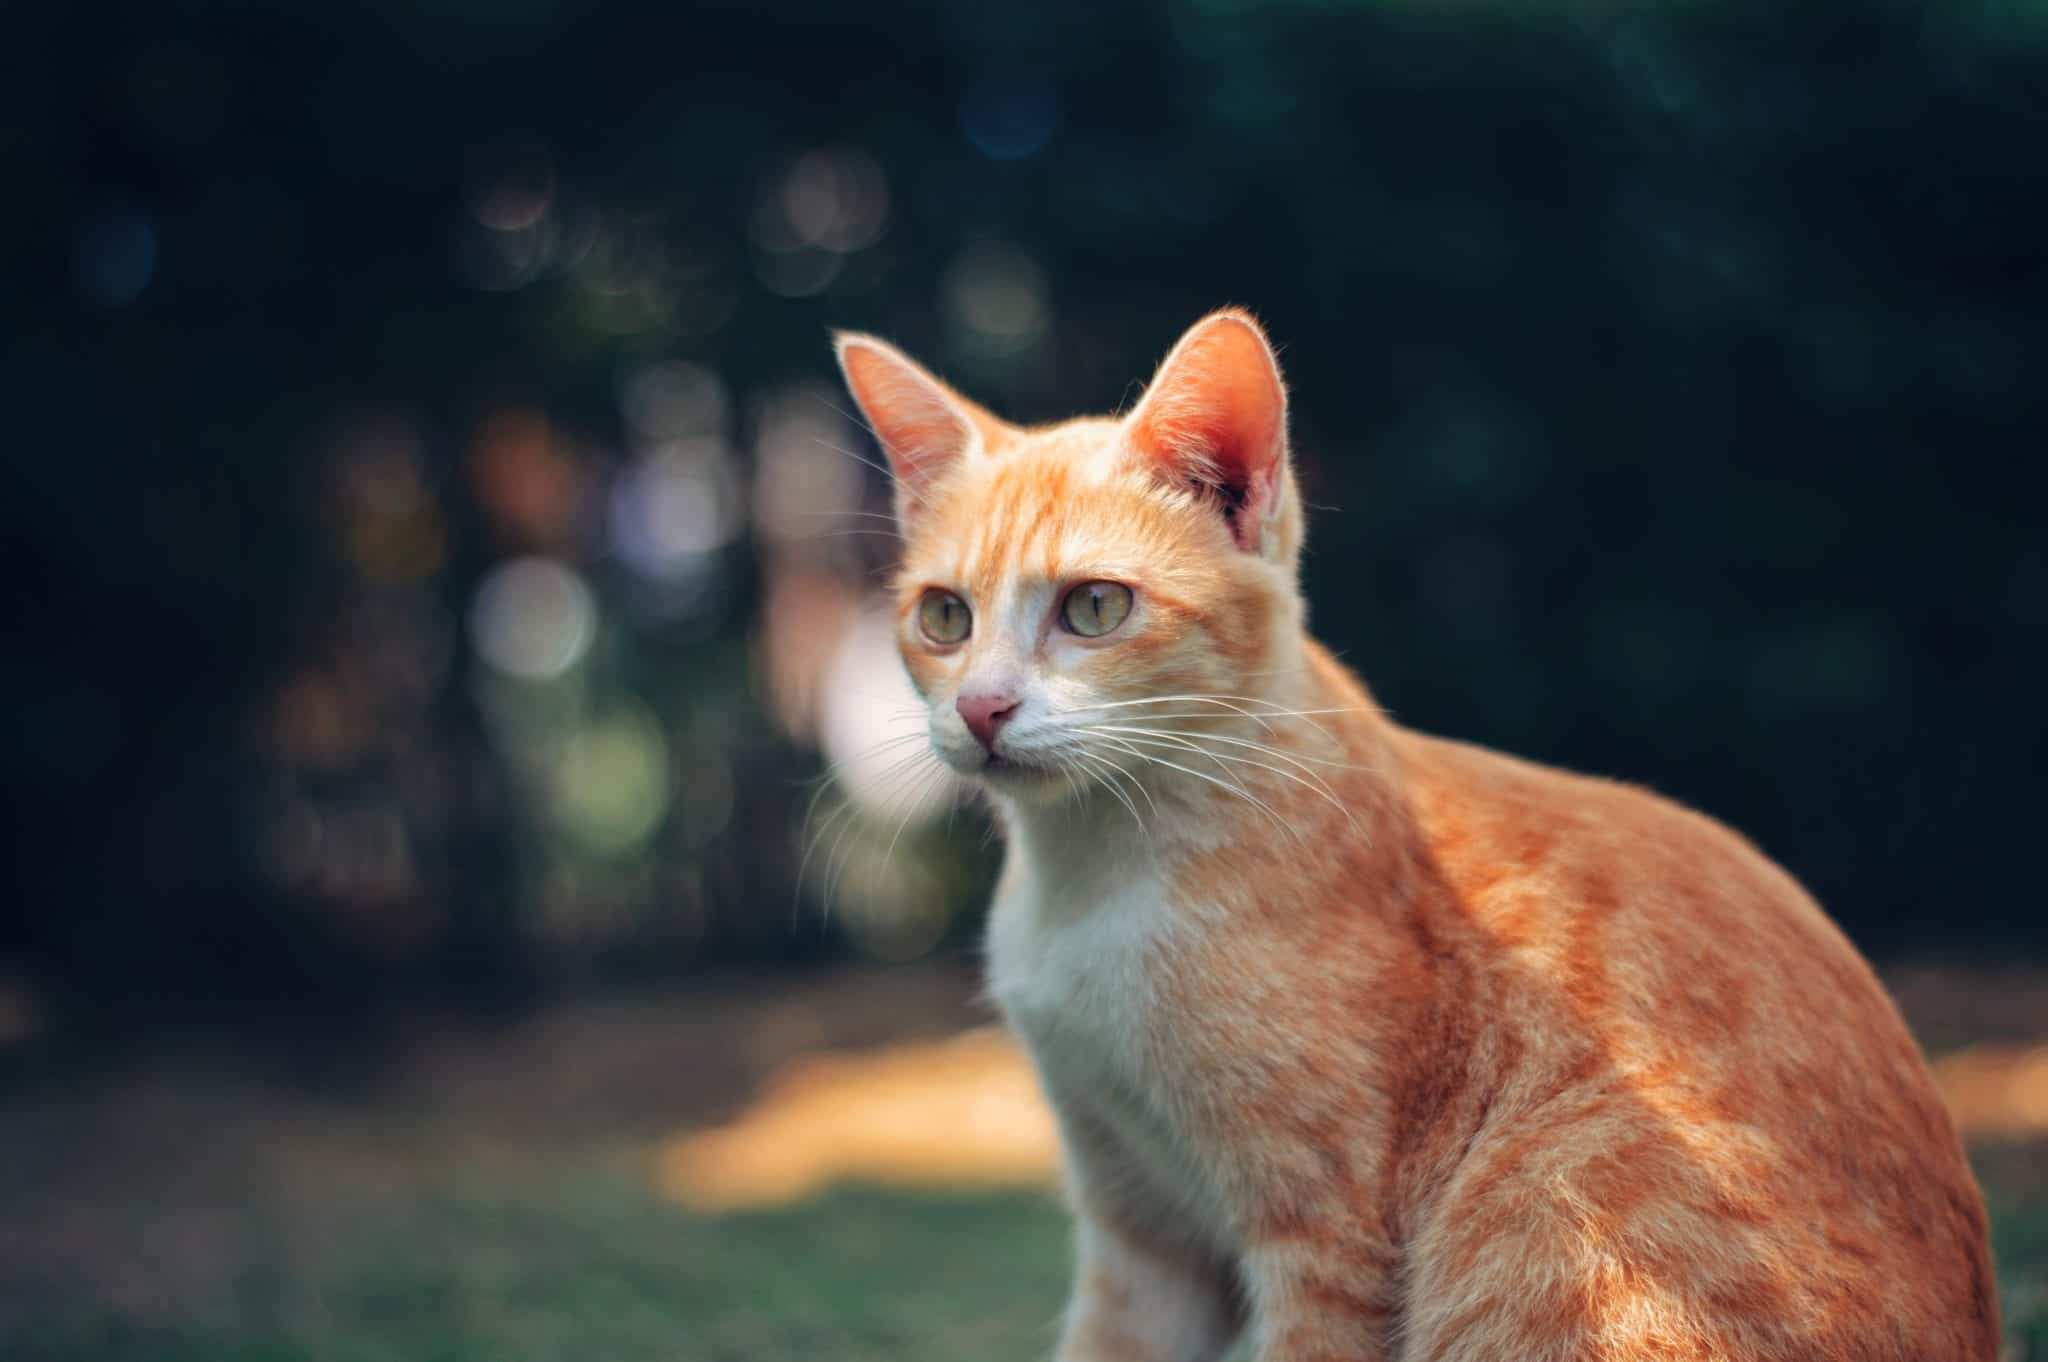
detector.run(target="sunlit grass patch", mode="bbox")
[656,1026,1060,1212]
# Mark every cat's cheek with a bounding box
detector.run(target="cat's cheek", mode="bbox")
[898,645,957,702]
[1057,611,1208,700]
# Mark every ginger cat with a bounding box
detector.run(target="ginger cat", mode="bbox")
[833,311,1998,1361]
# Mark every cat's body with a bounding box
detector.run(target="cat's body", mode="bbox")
[835,312,1997,1361]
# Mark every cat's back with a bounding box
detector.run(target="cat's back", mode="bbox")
[1390,727,1999,1359]
[1396,724,1876,1038]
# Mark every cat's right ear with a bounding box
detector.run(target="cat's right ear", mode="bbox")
[1125,309,1296,563]
[833,333,1000,523]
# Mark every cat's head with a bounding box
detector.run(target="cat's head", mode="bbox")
[833,310,1306,804]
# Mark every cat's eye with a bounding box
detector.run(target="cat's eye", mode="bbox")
[1060,581,1133,638]
[918,589,972,645]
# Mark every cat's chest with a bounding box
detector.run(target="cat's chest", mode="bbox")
[985,861,1177,1074]
[985,855,1238,1245]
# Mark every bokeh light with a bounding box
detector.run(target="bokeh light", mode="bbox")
[619,360,728,442]
[959,77,1059,160]
[550,702,671,854]
[470,557,597,680]
[331,412,448,586]
[608,439,741,591]
[467,408,587,550]
[748,146,891,298]
[781,148,890,253]
[751,386,867,550]
[465,137,556,232]
[942,241,1050,358]
[817,608,957,825]
[613,448,736,561]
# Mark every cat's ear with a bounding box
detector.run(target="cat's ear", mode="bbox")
[833,333,1004,522]
[1126,309,1293,558]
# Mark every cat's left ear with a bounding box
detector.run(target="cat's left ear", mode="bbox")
[1126,309,1297,562]
[833,332,1008,524]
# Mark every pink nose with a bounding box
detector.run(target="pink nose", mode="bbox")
[957,689,1021,752]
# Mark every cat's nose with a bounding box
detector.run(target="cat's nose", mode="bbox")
[957,689,1021,752]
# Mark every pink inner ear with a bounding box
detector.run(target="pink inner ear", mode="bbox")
[1130,313,1288,551]
[837,340,975,495]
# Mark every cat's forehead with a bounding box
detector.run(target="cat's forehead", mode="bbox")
[901,417,1197,594]
[986,416,1122,466]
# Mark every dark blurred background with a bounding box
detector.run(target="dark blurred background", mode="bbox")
[4,1,2048,1354]
[8,0,2044,1037]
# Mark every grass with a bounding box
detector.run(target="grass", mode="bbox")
[1998,1196,2048,1360]
[11,1169,2046,1362]
[12,1176,1075,1362]
[6,966,2047,1360]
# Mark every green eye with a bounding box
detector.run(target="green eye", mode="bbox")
[1061,581,1133,638]
[918,589,972,645]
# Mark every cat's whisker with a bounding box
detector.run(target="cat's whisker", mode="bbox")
[878,758,952,880]
[794,729,931,800]
[790,765,864,880]
[806,424,932,510]
[1064,693,1362,742]
[839,686,929,710]
[811,392,888,449]
[1086,725,1360,830]
[1078,715,1375,769]
[1091,734,1303,844]
[1087,722,1347,786]
[1091,730,1257,803]
[797,773,880,905]
[1063,694,1283,734]
[856,730,934,750]
[824,751,950,917]
[796,745,940,921]
[1066,693,1286,715]
[802,734,932,792]
[1089,725,1348,816]
[1089,721,1373,782]
[1049,753,1089,814]
[800,508,904,524]
[1071,748,1148,839]
[1076,749,1172,874]
[813,528,908,543]
[796,796,859,926]
[1078,744,1160,819]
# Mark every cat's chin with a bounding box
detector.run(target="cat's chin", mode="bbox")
[967,753,1067,801]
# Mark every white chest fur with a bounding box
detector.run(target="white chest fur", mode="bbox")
[984,833,1239,1254]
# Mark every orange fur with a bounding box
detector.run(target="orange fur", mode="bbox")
[834,312,1997,1361]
